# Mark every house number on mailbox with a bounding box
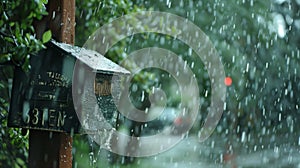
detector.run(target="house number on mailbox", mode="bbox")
[24,108,66,127]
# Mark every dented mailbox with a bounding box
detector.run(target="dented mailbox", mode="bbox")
[8,40,129,133]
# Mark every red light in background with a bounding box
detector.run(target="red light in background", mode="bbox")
[224,77,232,86]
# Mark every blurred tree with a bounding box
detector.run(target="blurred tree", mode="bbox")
[124,0,300,146]
[128,0,276,140]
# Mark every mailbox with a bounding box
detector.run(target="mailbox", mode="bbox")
[8,40,130,133]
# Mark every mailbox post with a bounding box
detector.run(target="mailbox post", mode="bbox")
[28,1,75,167]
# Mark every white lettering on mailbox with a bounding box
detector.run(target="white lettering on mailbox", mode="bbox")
[23,108,66,128]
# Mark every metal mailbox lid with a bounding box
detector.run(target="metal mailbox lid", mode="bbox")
[51,40,130,75]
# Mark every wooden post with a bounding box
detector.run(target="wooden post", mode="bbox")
[29,0,75,167]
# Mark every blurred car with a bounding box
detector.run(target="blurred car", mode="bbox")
[141,107,182,135]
